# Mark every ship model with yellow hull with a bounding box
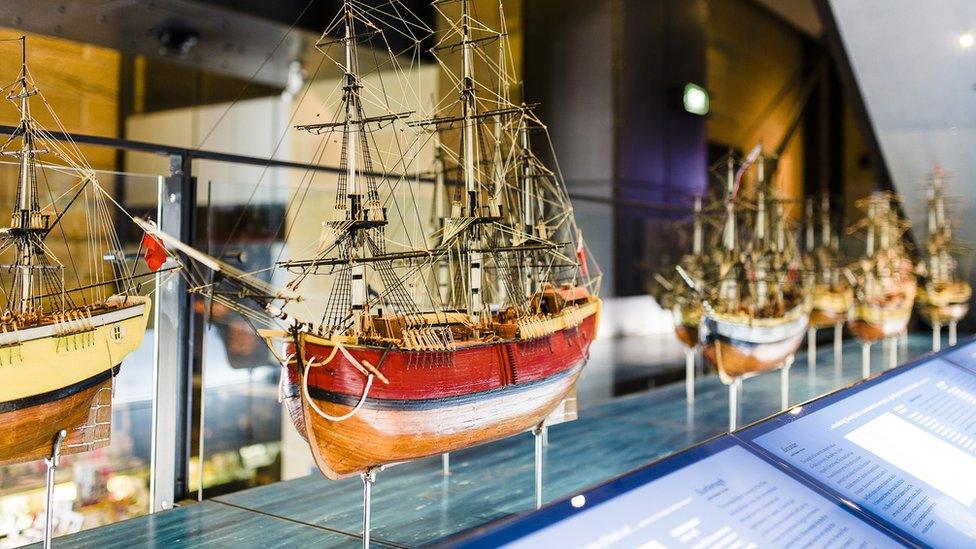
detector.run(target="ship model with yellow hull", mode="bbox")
[0,40,152,465]
[845,192,916,342]
[917,169,970,326]
[690,148,810,382]
[140,0,601,480]
[804,194,852,329]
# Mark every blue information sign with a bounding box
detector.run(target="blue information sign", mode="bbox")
[744,359,976,547]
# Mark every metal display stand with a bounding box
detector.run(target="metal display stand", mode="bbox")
[780,355,794,411]
[887,336,898,370]
[685,347,696,402]
[361,468,377,549]
[728,377,742,431]
[807,327,817,377]
[949,321,958,346]
[834,323,844,375]
[534,423,545,509]
[861,342,872,378]
[43,429,67,549]
[933,323,942,352]
[442,453,450,476]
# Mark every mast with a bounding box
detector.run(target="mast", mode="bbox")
[432,134,450,303]
[692,196,703,256]
[820,192,833,250]
[722,155,736,252]
[340,0,371,335]
[460,0,483,323]
[519,118,536,296]
[12,37,41,314]
[805,197,815,253]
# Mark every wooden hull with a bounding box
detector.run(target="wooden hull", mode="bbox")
[0,296,151,464]
[810,308,846,328]
[671,304,701,348]
[918,283,971,324]
[700,310,808,382]
[919,302,969,325]
[810,286,852,328]
[282,302,599,479]
[674,324,699,349]
[847,303,912,342]
[0,371,114,464]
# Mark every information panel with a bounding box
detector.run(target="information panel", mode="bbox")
[454,438,897,548]
[944,338,976,372]
[746,359,976,547]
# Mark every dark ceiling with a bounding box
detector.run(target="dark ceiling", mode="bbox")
[0,0,438,87]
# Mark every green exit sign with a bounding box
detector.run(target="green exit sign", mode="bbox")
[682,83,709,116]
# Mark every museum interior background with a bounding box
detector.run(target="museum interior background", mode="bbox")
[0,0,972,545]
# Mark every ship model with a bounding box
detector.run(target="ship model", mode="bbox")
[651,197,705,350]
[0,40,152,465]
[917,168,970,326]
[691,148,810,382]
[804,194,852,329]
[140,0,601,480]
[845,192,916,342]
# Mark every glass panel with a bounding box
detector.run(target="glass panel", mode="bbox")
[0,162,162,546]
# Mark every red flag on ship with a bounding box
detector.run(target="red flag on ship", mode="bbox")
[576,231,589,277]
[142,233,167,272]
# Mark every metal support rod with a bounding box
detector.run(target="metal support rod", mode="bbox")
[533,424,544,509]
[899,332,908,356]
[151,156,197,513]
[933,323,942,352]
[685,347,696,403]
[441,453,450,476]
[862,342,871,378]
[361,469,376,549]
[834,323,843,375]
[43,429,67,549]
[781,355,793,411]
[887,337,898,370]
[950,321,958,346]
[728,377,742,432]
[807,327,817,377]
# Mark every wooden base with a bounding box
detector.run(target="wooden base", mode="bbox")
[0,375,113,464]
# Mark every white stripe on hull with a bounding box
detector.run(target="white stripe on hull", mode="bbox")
[312,363,582,438]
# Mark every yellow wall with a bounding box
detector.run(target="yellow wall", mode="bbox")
[0,30,121,294]
[705,0,806,216]
[0,30,119,169]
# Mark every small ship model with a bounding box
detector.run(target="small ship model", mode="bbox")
[805,194,852,329]
[652,197,705,350]
[0,40,152,464]
[917,168,970,326]
[140,0,601,480]
[845,192,916,342]
[693,148,810,382]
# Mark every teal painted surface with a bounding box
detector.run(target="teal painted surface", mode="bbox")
[28,501,387,548]
[44,334,944,548]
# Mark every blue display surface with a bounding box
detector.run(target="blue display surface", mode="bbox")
[943,338,976,372]
[448,437,899,548]
[744,358,976,547]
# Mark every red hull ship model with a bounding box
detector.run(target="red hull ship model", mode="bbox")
[141,0,601,480]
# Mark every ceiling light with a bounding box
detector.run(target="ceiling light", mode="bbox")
[960,33,974,48]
